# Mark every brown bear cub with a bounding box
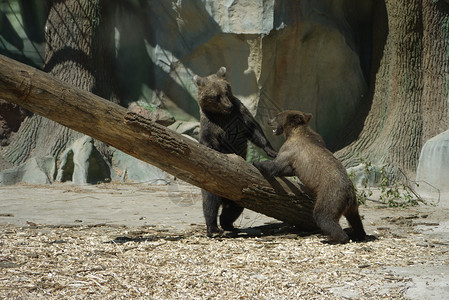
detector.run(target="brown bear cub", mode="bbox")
[253,110,366,243]
[194,67,277,236]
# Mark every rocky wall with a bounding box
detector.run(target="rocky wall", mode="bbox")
[1,0,373,185]
[143,0,371,150]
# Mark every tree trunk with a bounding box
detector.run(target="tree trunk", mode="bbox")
[421,0,449,143]
[336,0,449,178]
[0,53,316,229]
[3,0,115,166]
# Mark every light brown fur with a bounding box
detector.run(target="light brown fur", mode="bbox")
[254,110,366,243]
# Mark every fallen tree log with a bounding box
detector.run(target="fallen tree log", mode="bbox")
[0,54,316,229]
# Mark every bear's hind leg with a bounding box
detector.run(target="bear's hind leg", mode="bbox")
[344,206,366,241]
[313,207,349,244]
[220,199,244,231]
[202,190,222,236]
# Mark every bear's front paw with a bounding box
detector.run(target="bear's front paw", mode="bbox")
[264,147,277,158]
[253,161,263,172]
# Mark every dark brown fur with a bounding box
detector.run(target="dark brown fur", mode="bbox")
[253,110,366,243]
[194,67,277,236]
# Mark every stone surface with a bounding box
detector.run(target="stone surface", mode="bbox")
[111,149,170,185]
[0,153,13,172]
[0,183,273,228]
[167,120,200,140]
[0,156,55,185]
[145,0,371,150]
[416,129,449,194]
[56,136,111,185]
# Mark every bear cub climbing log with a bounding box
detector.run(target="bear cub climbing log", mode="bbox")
[253,110,366,243]
[194,67,277,236]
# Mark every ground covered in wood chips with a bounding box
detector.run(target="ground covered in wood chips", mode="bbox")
[0,184,448,299]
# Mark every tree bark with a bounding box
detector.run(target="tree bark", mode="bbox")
[3,0,116,165]
[0,53,316,229]
[336,0,449,178]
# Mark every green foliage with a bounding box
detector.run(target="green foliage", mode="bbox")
[246,143,269,163]
[350,159,427,208]
[377,166,422,208]
[137,101,157,112]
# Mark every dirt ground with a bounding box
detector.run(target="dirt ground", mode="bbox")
[0,182,448,299]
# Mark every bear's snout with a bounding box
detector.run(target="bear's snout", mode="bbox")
[222,101,233,112]
[267,117,278,128]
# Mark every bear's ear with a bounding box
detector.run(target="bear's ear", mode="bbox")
[193,75,205,87]
[216,66,226,78]
[303,113,312,124]
[286,113,303,125]
[287,112,312,125]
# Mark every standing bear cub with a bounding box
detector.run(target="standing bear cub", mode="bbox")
[253,110,366,243]
[194,67,277,236]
